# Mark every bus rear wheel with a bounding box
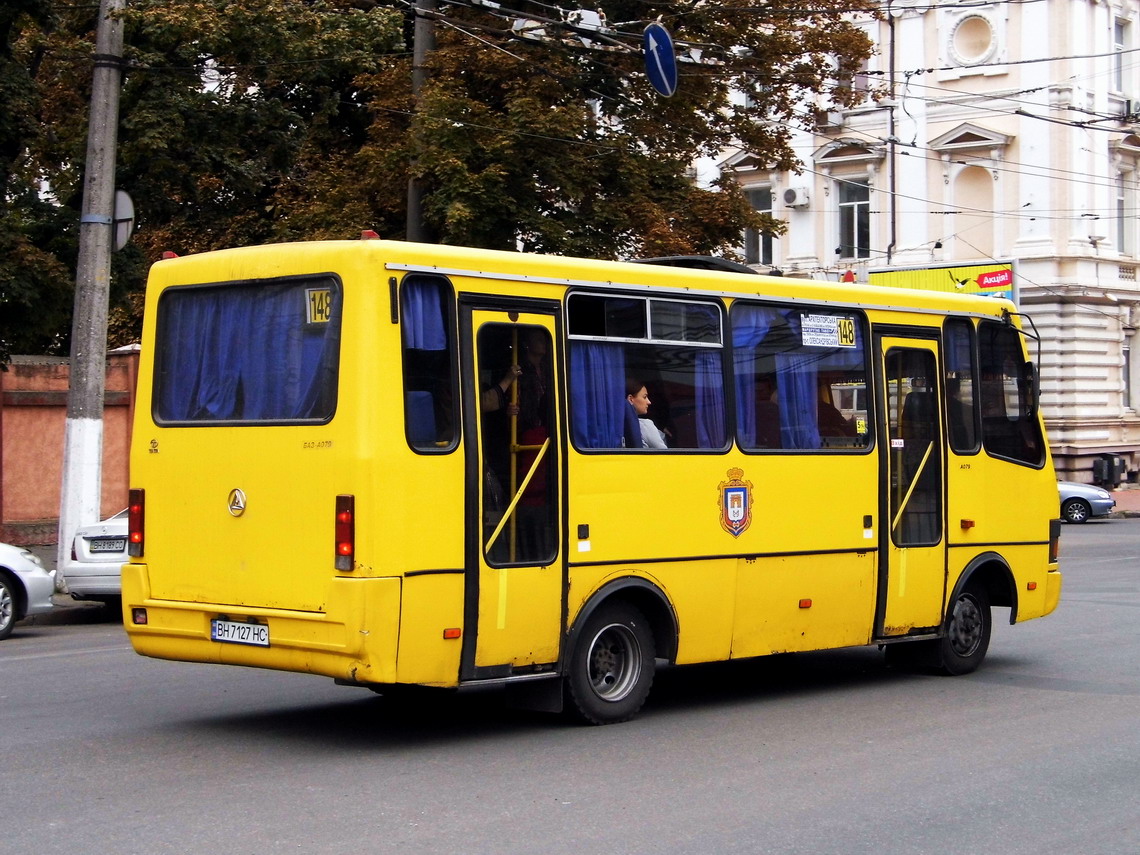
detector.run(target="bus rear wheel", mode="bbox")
[566,603,655,725]
[934,583,991,675]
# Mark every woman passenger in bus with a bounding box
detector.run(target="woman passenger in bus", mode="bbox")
[626,379,669,448]
[817,378,856,438]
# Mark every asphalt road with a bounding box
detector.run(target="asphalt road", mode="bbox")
[2,519,1137,855]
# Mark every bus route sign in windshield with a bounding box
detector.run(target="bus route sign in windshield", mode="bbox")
[802,314,857,348]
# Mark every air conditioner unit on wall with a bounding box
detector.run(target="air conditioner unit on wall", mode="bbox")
[783,187,810,208]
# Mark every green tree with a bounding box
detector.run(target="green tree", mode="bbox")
[2,0,872,359]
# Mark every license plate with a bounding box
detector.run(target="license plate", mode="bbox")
[211,619,269,647]
[89,538,126,553]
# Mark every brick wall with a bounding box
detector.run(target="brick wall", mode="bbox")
[0,349,138,545]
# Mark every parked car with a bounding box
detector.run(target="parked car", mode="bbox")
[62,510,127,604]
[0,542,55,640]
[1058,481,1116,523]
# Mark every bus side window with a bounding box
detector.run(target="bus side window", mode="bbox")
[733,303,869,451]
[400,275,458,451]
[944,318,978,453]
[978,320,1043,466]
[568,295,727,451]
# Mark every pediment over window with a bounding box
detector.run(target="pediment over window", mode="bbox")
[812,139,884,167]
[929,122,1012,154]
[1111,134,1140,160]
[718,150,771,173]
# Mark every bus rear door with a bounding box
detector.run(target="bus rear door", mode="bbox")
[460,303,564,680]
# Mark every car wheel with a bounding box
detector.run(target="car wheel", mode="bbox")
[934,582,991,676]
[0,574,18,640]
[566,603,655,725]
[1061,498,1091,523]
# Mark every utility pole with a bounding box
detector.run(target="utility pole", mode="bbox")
[56,0,125,587]
[406,0,436,242]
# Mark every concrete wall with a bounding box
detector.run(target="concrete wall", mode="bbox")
[0,349,138,545]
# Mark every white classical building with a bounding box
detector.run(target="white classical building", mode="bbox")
[721,0,1140,483]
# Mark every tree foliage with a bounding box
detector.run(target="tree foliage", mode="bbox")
[1,0,873,358]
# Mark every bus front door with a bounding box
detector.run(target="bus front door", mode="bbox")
[876,337,947,637]
[461,307,564,681]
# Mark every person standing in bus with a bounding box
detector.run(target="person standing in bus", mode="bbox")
[627,379,668,448]
[515,328,555,562]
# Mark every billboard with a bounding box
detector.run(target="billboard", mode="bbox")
[867,261,1016,303]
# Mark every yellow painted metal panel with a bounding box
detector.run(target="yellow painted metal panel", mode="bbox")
[396,574,465,686]
[733,553,876,655]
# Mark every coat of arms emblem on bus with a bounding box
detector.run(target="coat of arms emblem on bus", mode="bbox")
[718,468,753,537]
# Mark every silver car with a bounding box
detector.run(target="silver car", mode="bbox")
[0,542,55,639]
[1058,481,1116,523]
[62,510,128,604]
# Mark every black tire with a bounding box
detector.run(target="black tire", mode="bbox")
[0,574,18,641]
[566,602,655,725]
[1062,498,1091,523]
[934,582,991,676]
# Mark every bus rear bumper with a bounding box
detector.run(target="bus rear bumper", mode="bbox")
[1043,568,1062,617]
[121,564,401,683]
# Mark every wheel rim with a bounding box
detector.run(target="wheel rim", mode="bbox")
[586,622,642,703]
[0,584,12,631]
[948,593,983,657]
[1066,501,1089,522]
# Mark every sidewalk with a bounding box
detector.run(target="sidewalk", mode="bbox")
[1110,485,1140,515]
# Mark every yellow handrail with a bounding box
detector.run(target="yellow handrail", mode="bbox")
[891,441,933,532]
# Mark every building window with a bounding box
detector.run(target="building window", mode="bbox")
[838,179,870,260]
[744,187,774,266]
[1117,175,1136,256]
[1115,20,1129,92]
[1125,342,1133,410]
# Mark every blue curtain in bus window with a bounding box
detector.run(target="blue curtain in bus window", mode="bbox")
[402,280,448,351]
[731,305,777,447]
[776,311,821,450]
[243,289,338,419]
[157,290,230,420]
[695,351,726,448]
[156,282,340,422]
[570,342,626,448]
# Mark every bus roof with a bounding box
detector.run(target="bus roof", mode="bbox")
[151,239,1017,320]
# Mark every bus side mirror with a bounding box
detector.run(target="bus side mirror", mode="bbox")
[1023,360,1039,418]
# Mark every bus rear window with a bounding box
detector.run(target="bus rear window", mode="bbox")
[153,276,342,424]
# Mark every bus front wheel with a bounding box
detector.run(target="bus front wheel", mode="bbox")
[566,603,655,725]
[935,583,992,676]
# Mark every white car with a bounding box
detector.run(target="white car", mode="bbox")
[0,542,55,640]
[62,510,128,603]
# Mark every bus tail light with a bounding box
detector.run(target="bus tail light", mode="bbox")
[1048,518,1061,564]
[335,494,355,571]
[128,488,145,557]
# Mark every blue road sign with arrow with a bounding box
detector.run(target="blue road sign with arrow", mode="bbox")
[643,22,678,97]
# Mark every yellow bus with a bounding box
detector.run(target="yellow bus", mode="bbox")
[122,236,1062,724]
